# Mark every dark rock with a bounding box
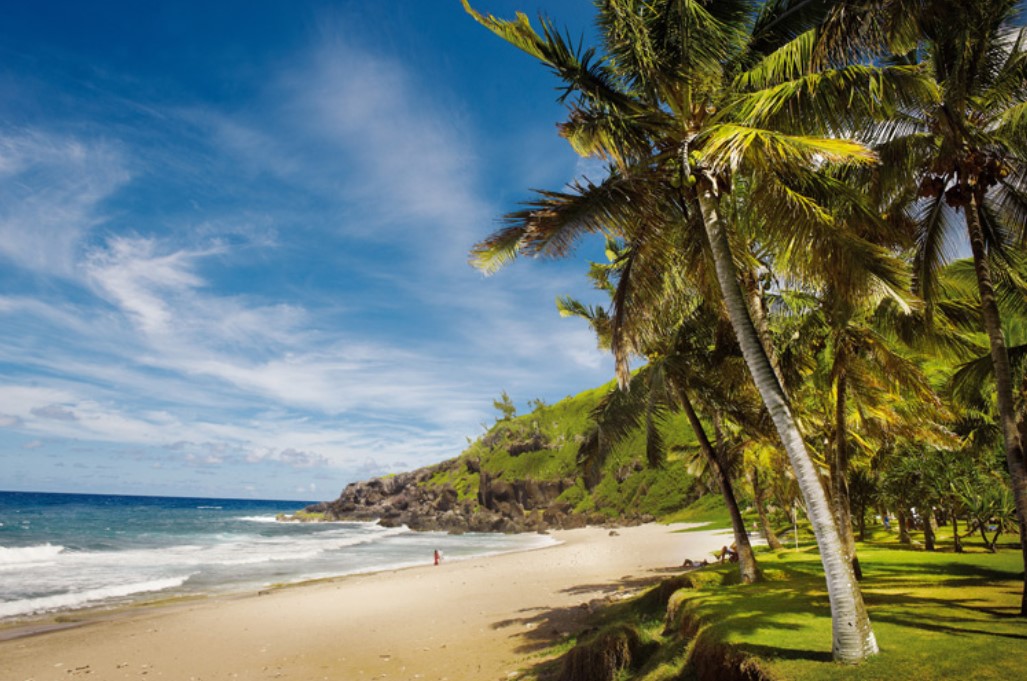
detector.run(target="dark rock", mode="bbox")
[436,486,458,512]
[489,479,516,505]
[508,433,548,456]
[311,455,636,534]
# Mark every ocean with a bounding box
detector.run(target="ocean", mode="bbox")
[0,491,556,621]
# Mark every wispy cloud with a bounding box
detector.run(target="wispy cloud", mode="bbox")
[30,404,79,421]
[279,36,489,244]
[0,11,613,498]
[0,130,130,277]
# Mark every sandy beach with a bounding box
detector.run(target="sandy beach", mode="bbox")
[0,523,731,681]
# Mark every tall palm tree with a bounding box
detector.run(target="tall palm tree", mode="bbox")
[561,242,764,583]
[579,344,764,583]
[461,0,917,660]
[859,0,1027,613]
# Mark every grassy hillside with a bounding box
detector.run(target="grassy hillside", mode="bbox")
[424,382,704,521]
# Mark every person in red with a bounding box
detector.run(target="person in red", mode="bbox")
[433,549,441,566]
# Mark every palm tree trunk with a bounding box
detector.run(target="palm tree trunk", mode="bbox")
[897,508,911,544]
[923,511,936,551]
[752,468,785,550]
[698,183,878,662]
[833,368,862,579]
[677,387,760,583]
[951,506,963,553]
[964,195,1027,616]
[858,502,867,541]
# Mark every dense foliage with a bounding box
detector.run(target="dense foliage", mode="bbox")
[465,0,1027,664]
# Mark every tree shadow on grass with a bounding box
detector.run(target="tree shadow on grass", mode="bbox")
[863,559,1019,582]
[863,585,1024,620]
[736,642,833,663]
[871,611,1027,641]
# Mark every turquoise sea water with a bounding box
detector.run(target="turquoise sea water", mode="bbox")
[0,491,555,621]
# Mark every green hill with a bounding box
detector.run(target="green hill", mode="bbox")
[309,382,706,531]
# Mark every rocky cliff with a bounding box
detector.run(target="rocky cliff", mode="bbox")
[304,455,656,533]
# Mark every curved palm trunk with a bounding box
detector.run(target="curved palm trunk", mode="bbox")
[677,388,760,583]
[699,184,878,662]
[833,369,863,579]
[752,468,786,550]
[964,196,1027,616]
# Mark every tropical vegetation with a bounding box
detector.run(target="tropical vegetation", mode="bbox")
[463,0,1027,667]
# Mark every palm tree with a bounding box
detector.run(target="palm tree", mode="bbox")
[579,342,764,583]
[745,443,788,550]
[829,0,1027,612]
[462,0,913,661]
[561,244,763,583]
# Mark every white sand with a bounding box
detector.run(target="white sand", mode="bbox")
[0,523,732,681]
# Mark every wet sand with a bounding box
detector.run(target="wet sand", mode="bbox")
[0,523,731,681]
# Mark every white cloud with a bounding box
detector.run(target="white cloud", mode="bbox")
[85,235,309,355]
[0,21,616,497]
[0,131,130,276]
[276,34,490,246]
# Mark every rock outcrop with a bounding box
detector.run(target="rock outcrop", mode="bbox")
[301,457,654,533]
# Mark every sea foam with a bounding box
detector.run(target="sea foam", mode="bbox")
[0,575,192,619]
[0,543,65,567]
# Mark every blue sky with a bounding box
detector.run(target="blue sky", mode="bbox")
[0,1,615,501]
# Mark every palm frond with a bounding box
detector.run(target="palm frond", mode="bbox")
[700,123,876,174]
[736,28,817,90]
[950,343,1027,410]
[912,192,962,306]
[813,0,924,67]
[750,0,835,59]
[469,172,653,273]
[556,295,612,350]
[989,163,1027,245]
[726,64,939,136]
[559,106,661,167]
[644,362,670,467]
[462,1,639,113]
[468,225,529,275]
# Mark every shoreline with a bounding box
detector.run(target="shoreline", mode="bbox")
[0,529,561,640]
[1,522,732,681]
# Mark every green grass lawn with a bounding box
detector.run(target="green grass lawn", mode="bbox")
[677,541,1025,680]
[661,493,733,530]
[525,523,1027,681]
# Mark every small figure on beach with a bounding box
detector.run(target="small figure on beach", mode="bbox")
[717,544,738,563]
[434,549,442,566]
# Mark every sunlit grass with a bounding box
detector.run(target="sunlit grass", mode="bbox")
[519,525,1026,680]
[669,533,1026,680]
